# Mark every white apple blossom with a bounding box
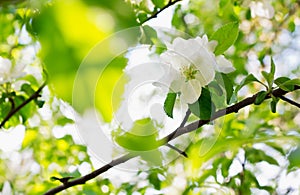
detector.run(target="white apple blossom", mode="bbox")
[249,0,275,19]
[0,56,26,84]
[157,35,235,104]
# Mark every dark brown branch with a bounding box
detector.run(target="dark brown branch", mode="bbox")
[161,86,300,142]
[279,95,300,108]
[44,85,300,195]
[44,153,135,195]
[0,82,47,128]
[141,0,182,24]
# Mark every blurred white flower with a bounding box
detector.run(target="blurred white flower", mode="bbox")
[157,35,235,104]
[0,56,26,84]
[0,181,12,195]
[250,0,275,19]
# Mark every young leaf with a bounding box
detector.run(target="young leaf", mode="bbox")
[270,96,279,113]
[277,78,300,91]
[274,77,290,85]
[151,0,166,9]
[262,58,276,90]
[254,91,268,105]
[114,118,162,151]
[246,148,279,166]
[148,169,162,190]
[235,74,260,93]
[139,149,163,166]
[21,83,35,96]
[139,25,158,45]
[188,88,216,120]
[210,21,239,55]
[208,81,223,96]
[221,73,234,104]
[164,93,177,118]
[288,146,300,170]
[275,77,293,91]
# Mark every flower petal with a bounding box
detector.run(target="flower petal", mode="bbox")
[180,80,202,104]
[215,55,235,73]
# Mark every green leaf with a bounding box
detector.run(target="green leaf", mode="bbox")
[56,117,74,126]
[151,0,166,9]
[139,25,158,45]
[114,118,162,151]
[221,158,233,178]
[261,58,276,90]
[270,96,279,113]
[246,148,279,166]
[288,21,296,32]
[189,88,216,120]
[288,146,300,170]
[275,77,294,91]
[140,149,163,166]
[221,73,233,104]
[274,77,290,87]
[15,95,35,123]
[276,78,300,91]
[208,81,223,96]
[35,100,45,108]
[235,74,260,93]
[210,21,239,55]
[21,83,35,96]
[254,91,268,105]
[148,169,162,190]
[164,93,177,118]
[198,169,215,184]
[137,12,148,23]
[219,0,229,8]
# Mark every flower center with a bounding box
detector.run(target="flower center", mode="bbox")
[181,65,198,81]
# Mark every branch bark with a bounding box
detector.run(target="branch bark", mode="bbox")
[44,85,300,195]
[141,0,182,24]
[0,82,47,128]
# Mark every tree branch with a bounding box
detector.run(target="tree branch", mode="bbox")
[166,143,188,157]
[279,95,300,109]
[0,82,47,128]
[141,0,182,24]
[44,86,300,194]
[44,153,135,195]
[161,86,300,142]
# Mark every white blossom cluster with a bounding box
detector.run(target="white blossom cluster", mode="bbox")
[158,35,235,104]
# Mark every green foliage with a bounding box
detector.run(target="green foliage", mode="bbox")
[164,92,177,118]
[261,58,276,91]
[254,91,268,105]
[114,118,162,151]
[288,146,300,170]
[234,74,261,94]
[210,21,239,55]
[189,88,216,120]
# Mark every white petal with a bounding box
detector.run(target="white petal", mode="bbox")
[0,57,12,75]
[170,73,185,92]
[1,181,12,195]
[180,80,202,104]
[216,55,235,73]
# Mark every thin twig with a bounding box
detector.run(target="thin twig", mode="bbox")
[166,143,188,157]
[44,85,300,195]
[0,82,47,128]
[179,109,191,128]
[141,0,182,24]
[279,95,300,108]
